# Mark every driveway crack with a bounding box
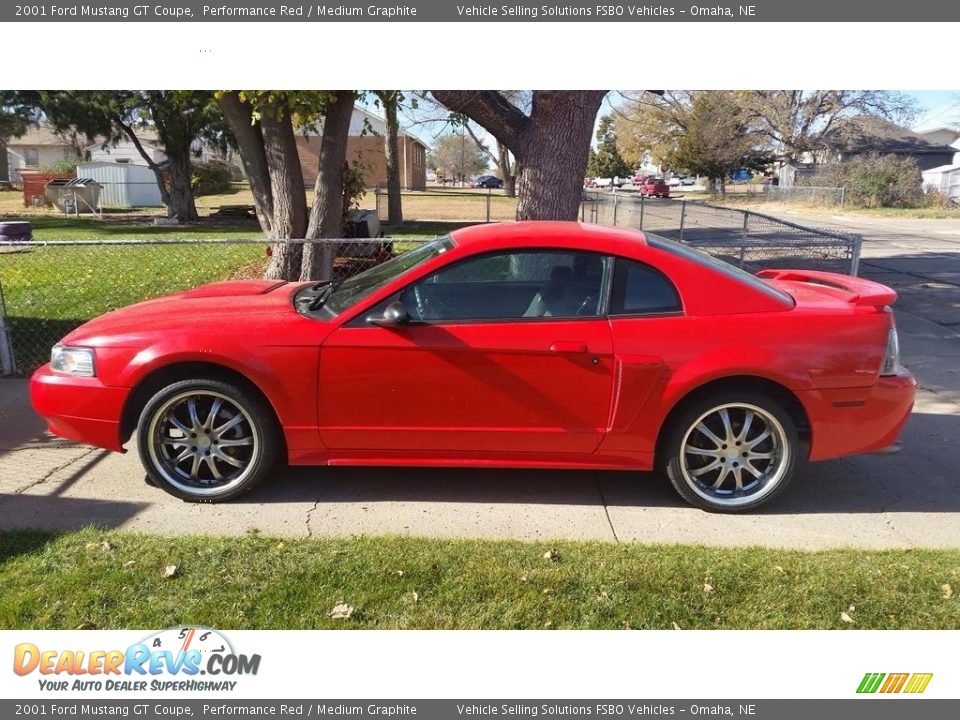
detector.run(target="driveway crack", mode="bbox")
[594,475,620,543]
[304,497,321,538]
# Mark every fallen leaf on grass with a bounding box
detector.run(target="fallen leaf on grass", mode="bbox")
[942,583,953,600]
[123,561,136,568]
[672,622,682,630]
[163,565,179,579]
[840,612,855,624]
[703,583,714,595]
[75,622,96,630]
[773,565,785,574]
[329,603,354,619]
[543,550,559,561]
[411,591,419,603]
[101,541,114,552]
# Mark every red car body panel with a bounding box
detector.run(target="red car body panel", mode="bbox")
[30,222,915,473]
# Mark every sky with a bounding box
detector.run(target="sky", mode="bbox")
[906,90,960,131]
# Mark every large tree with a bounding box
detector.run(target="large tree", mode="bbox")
[587,114,632,179]
[740,90,915,163]
[614,91,767,193]
[431,90,608,220]
[32,91,220,220]
[666,93,768,194]
[427,131,489,183]
[216,90,357,281]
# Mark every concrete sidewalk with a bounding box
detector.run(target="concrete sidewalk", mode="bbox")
[2,305,958,549]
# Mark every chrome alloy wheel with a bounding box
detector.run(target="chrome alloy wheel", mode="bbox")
[146,390,260,496]
[679,402,789,508]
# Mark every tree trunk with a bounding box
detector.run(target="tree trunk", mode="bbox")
[498,141,516,197]
[431,90,606,221]
[301,90,355,282]
[381,92,403,224]
[216,92,275,235]
[259,107,307,279]
[0,142,8,184]
[515,93,602,221]
[163,150,198,221]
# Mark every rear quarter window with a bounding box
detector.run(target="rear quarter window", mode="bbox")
[610,259,682,315]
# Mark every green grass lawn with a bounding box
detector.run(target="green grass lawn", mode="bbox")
[1,529,957,630]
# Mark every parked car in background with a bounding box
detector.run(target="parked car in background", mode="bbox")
[667,177,683,187]
[588,177,632,188]
[473,175,503,189]
[636,176,671,198]
[31,222,915,513]
[680,176,697,186]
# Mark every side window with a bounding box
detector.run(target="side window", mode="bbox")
[610,259,682,316]
[403,250,607,322]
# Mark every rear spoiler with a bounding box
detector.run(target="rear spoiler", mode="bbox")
[757,269,897,307]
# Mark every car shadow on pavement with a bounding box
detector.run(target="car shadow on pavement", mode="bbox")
[235,409,959,515]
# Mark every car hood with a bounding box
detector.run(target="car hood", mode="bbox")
[62,279,312,344]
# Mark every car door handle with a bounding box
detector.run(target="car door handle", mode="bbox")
[549,341,589,354]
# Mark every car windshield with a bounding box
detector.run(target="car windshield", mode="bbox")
[322,236,455,315]
[645,234,794,306]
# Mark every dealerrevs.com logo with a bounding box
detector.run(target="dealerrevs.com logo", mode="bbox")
[857,672,933,694]
[13,627,261,692]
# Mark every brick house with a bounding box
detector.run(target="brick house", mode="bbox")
[295,106,427,190]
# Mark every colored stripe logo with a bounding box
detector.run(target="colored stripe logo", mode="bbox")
[857,672,933,694]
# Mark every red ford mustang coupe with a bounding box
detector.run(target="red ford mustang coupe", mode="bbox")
[31,222,916,512]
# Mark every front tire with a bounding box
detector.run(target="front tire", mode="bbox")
[661,390,799,512]
[137,378,281,503]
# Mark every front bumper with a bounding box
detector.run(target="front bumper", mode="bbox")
[800,367,917,461]
[30,364,129,452]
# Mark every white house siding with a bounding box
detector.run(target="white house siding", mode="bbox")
[77,162,163,208]
[5,145,73,181]
[87,139,168,165]
[922,163,960,201]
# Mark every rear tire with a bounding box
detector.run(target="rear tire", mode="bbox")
[660,390,799,513]
[137,378,281,503]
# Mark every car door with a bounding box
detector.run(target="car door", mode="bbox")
[317,249,616,455]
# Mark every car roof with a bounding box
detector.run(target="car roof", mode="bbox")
[449,221,650,251]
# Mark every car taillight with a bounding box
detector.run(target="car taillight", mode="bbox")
[880,327,900,376]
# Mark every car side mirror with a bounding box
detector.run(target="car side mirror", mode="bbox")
[368,300,410,327]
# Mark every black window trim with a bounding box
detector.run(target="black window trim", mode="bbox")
[348,247,615,327]
[606,256,685,318]
[347,250,690,327]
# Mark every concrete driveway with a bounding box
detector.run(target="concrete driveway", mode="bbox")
[2,212,959,549]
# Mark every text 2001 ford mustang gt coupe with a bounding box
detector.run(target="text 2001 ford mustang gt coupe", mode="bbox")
[31,222,916,512]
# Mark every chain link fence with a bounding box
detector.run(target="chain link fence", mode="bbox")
[0,238,427,376]
[375,187,517,223]
[1,192,862,377]
[581,191,861,276]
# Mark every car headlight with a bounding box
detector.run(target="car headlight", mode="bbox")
[50,344,96,377]
[880,328,900,376]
